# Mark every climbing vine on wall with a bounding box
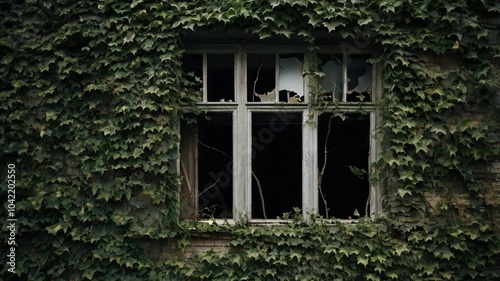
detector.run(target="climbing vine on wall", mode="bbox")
[1,0,499,280]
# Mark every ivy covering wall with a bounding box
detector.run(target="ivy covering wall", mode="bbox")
[1,0,499,280]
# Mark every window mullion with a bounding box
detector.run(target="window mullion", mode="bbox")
[233,46,251,222]
[369,62,381,217]
[202,52,208,102]
[342,52,348,102]
[275,53,279,103]
[302,109,318,222]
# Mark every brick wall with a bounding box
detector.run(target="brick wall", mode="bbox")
[184,233,233,255]
[140,232,234,260]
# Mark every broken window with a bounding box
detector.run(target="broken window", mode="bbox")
[247,54,276,102]
[278,54,305,102]
[318,54,343,101]
[318,54,372,102]
[347,55,372,102]
[248,54,304,103]
[181,45,379,222]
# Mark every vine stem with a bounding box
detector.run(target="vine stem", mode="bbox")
[318,117,332,219]
[252,171,267,219]
[250,55,269,217]
[253,55,268,101]
[365,190,370,218]
[191,126,267,218]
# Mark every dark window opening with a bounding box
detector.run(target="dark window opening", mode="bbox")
[181,53,235,102]
[197,113,233,218]
[251,112,302,219]
[207,54,234,102]
[247,54,276,102]
[318,113,370,219]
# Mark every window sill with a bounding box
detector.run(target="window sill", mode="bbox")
[250,218,359,225]
[196,102,238,109]
[186,218,361,228]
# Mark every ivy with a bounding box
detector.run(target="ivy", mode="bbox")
[1,0,499,280]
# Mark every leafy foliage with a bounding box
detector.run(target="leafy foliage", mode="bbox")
[166,216,499,280]
[1,0,499,280]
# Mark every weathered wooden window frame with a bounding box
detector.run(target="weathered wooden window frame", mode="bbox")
[180,44,381,223]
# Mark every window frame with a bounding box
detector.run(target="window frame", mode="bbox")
[180,43,382,223]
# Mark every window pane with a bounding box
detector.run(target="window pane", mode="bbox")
[251,112,302,219]
[247,54,276,102]
[318,113,369,219]
[278,54,304,103]
[318,54,343,102]
[347,55,372,102]
[197,113,233,219]
[207,54,234,102]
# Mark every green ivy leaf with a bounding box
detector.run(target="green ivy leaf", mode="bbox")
[397,188,412,198]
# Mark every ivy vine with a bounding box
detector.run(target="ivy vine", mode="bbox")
[1,0,499,280]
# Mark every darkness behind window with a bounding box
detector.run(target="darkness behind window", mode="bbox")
[207,54,235,102]
[247,54,276,101]
[252,112,302,219]
[197,113,233,218]
[318,113,369,219]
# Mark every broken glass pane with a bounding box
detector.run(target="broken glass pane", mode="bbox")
[278,54,304,103]
[207,54,235,102]
[318,54,343,102]
[247,54,276,102]
[347,55,372,102]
